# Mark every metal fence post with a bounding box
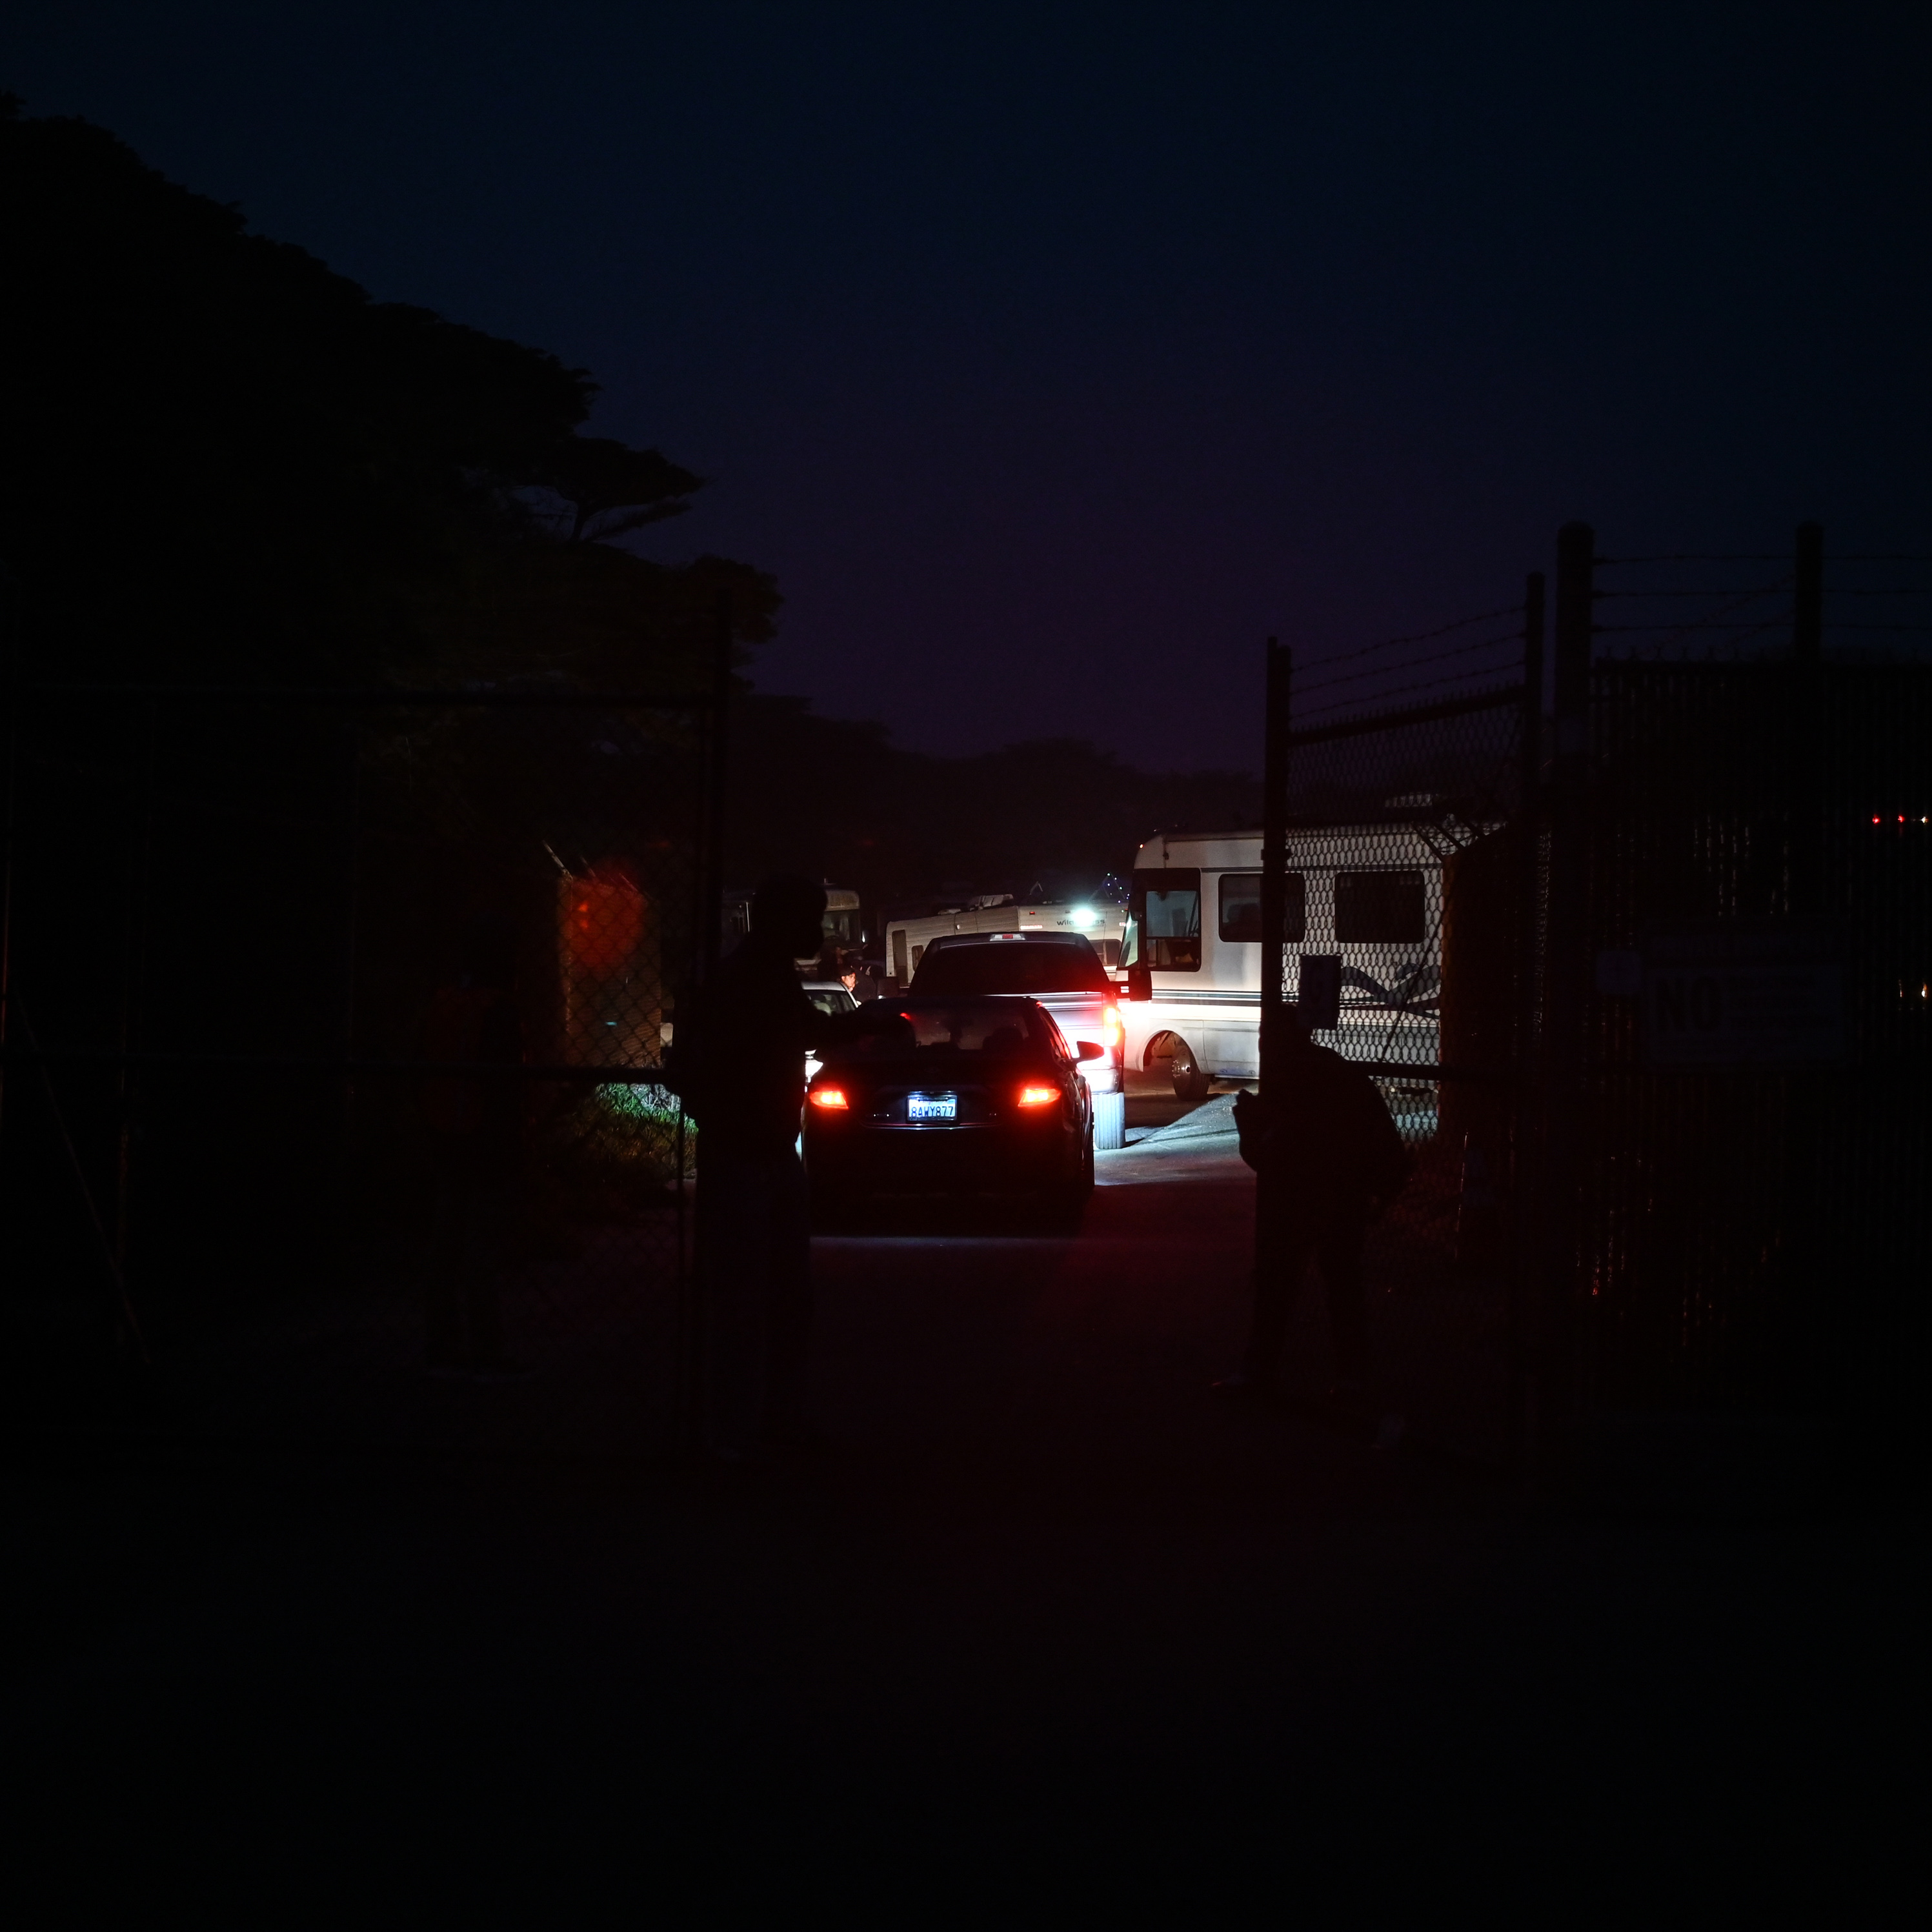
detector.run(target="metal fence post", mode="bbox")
[1506,572,1546,1469]
[1533,523,1595,1478]
[1791,521,1824,919]
[1254,639,1291,1306]
[1257,639,1291,1084]
[1786,523,1826,1403]
[676,592,735,1463]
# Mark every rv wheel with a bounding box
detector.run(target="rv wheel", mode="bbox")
[1168,1036,1211,1102]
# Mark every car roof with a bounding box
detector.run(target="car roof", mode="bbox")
[921,931,1094,949]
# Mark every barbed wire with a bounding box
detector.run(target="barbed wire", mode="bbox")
[1591,580,1791,653]
[1596,618,1784,663]
[1293,662,1522,724]
[1306,602,1525,669]
[1596,619,1787,632]
[1595,585,1786,600]
[1293,630,1523,699]
[1594,553,1786,566]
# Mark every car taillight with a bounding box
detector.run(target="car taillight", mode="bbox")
[809,1087,849,1111]
[1018,1084,1059,1108]
[1102,1005,1122,1047]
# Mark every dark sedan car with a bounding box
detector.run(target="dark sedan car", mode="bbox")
[803,995,1098,1229]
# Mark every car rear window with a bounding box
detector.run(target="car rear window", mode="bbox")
[911,940,1111,996]
[830,1000,1051,1057]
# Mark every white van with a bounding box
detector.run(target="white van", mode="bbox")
[885,899,1125,991]
[1120,827,1447,1098]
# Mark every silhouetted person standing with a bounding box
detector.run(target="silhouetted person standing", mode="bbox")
[679,875,877,1460]
[421,914,525,1374]
[1220,1014,1410,1400]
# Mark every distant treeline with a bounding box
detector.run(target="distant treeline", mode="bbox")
[725,694,1260,912]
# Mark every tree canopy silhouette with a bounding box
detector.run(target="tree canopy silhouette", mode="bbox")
[0,95,774,689]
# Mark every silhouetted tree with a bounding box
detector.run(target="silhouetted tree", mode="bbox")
[0,95,776,689]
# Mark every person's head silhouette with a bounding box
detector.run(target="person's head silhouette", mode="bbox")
[750,874,827,961]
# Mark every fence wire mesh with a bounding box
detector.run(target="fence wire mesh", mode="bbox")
[1271,678,1533,1465]
[1572,660,1931,1414]
[1,685,717,1459]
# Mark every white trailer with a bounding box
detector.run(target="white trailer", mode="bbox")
[885,899,1125,991]
[1120,827,1450,1100]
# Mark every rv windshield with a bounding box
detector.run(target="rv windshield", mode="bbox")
[1127,869,1202,971]
[911,941,1111,996]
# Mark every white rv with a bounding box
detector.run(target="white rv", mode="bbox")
[1120,827,1449,1099]
[885,899,1125,990]
[723,883,867,966]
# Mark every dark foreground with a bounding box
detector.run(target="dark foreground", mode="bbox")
[2,1102,1911,1911]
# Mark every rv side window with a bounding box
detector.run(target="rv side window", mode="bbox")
[1334,870,1426,943]
[1218,872,1305,943]
[1128,868,1202,972]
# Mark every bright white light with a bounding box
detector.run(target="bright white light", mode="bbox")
[1069,906,1099,929]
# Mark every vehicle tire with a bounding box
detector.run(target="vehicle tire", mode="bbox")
[1037,1136,1094,1234]
[1169,1036,1212,1102]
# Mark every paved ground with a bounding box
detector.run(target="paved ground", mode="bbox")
[1,1080,1912,1910]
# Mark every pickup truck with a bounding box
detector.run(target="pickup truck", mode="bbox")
[907,931,1126,1149]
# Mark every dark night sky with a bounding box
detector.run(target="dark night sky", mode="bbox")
[8,3,1931,767]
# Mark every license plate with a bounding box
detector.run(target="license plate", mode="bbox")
[907,1092,958,1121]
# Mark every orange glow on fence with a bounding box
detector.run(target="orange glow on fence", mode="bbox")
[1017,1084,1059,1108]
[562,876,646,976]
[809,1087,850,1111]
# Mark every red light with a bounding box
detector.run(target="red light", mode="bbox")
[1018,1084,1058,1108]
[809,1087,849,1111]
[1874,816,1882,824]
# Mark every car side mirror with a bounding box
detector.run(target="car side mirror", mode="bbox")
[1076,1040,1106,1062]
[1126,963,1152,1002]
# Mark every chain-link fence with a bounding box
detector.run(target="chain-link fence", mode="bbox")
[1,679,721,1458]
[1263,527,1931,1466]
[1559,534,1932,1422]
[1268,658,1537,1466]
